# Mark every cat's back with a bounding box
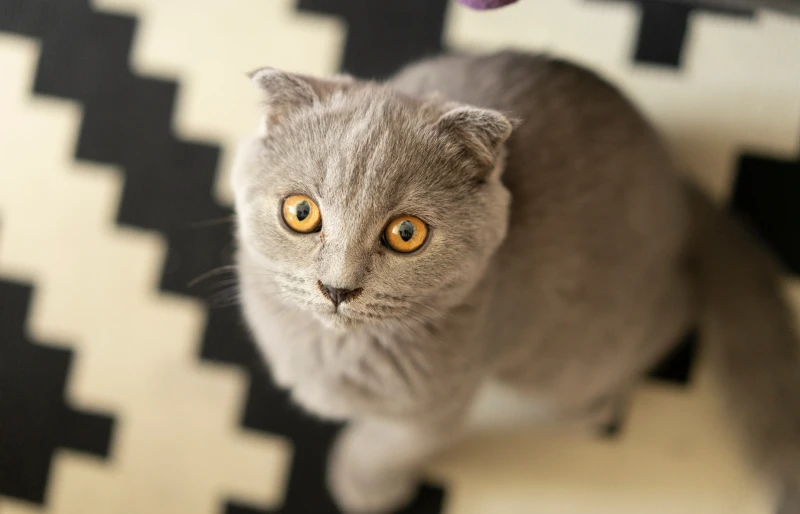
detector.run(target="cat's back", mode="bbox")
[390,50,644,126]
[390,50,674,201]
[390,50,553,110]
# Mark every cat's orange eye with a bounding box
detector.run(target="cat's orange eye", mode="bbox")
[383,215,428,253]
[282,195,321,233]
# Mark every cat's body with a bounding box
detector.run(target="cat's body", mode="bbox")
[233,51,800,513]
[393,54,692,415]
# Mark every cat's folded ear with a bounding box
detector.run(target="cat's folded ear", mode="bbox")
[436,105,518,172]
[248,67,355,125]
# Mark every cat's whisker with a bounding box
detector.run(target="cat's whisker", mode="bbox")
[207,285,242,308]
[407,309,446,326]
[185,216,237,229]
[197,279,242,302]
[392,304,440,328]
[240,270,301,279]
[403,300,446,321]
[272,300,301,320]
[394,318,417,342]
[269,288,303,302]
[395,313,429,341]
[188,265,239,288]
[403,316,449,351]
[371,295,448,321]
[206,279,300,309]
[390,320,435,376]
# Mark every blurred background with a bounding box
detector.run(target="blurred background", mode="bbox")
[0,0,799,513]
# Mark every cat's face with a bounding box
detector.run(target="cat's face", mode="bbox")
[233,69,513,331]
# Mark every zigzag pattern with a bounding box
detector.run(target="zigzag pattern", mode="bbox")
[0,9,286,514]
[1,0,799,512]
[598,0,753,66]
[297,0,450,78]
[0,278,114,504]
[733,147,800,274]
[0,1,443,512]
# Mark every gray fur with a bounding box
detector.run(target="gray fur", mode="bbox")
[233,51,800,513]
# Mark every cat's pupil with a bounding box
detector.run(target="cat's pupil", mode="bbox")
[398,220,415,242]
[295,200,311,221]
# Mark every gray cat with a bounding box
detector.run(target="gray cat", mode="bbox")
[232,51,800,513]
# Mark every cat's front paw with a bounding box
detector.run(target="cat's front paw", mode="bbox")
[327,430,417,514]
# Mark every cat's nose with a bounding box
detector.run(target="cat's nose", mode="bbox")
[318,282,362,306]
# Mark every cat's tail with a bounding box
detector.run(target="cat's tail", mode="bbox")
[689,186,800,507]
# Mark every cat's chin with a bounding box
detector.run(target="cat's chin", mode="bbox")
[315,311,364,332]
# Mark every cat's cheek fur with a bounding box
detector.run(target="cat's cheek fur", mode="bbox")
[235,259,295,389]
[230,136,266,204]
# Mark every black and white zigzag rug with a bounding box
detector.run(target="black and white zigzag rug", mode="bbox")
[1,1,799,513]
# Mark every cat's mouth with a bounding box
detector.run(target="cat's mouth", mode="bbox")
[306,292,412,331]
[318,309,364,331]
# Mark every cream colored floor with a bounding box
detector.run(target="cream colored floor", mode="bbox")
[1,1,799,513]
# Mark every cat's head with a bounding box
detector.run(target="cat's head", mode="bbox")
[233,68,514,332]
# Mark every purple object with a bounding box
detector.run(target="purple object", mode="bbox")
[457,0,518,9]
